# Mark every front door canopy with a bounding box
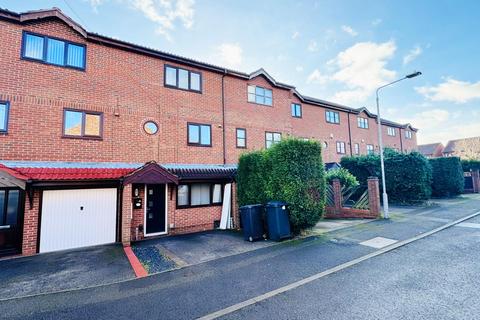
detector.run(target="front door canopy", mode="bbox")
[123,161,178,185]
[0,165,27,189]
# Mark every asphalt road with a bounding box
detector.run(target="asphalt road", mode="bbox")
[1,196,479,320]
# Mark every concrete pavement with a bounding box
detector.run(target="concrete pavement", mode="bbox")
[1,194,479,320]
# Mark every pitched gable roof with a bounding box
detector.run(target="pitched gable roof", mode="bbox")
[418,143,443,156]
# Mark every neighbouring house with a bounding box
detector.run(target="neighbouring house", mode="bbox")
[418,142,445,158]
[0,7,419,257]
[443,137,480,159]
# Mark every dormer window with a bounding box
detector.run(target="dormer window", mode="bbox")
[357,117,368,129]
[164,65,202,93]
[248,85,272,106]
[21,32,86,70]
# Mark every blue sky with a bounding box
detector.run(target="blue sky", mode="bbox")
[2,0,479,145]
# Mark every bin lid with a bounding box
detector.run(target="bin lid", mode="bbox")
[266,201,287,207]
[239,204,263,209]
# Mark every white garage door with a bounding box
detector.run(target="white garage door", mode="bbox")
[40,188,117,253]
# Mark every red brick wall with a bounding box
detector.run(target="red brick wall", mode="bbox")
[128,183,228,239]
[0,18,224,165]
[224,76,353,164]
[0,17,417,166]
[22,189,40,255]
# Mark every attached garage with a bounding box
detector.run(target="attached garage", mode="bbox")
[39,188,118,253]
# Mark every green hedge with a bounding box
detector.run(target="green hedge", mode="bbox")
[462,159,480,172]
[341,150,432,203]
[430,157,464,197]
[384,151,432,203]
[237,151,268,206]
[325,168,359,189]
[237,138,325,233]
[266,139,325,233]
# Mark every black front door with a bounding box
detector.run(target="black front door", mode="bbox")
[145,184,166,235]
[0,189,24,256]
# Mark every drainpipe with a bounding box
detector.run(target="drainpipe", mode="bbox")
[399,128,404,152]
[347,112,353,156]
[221,70,227,165]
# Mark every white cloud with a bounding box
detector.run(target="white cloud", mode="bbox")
[416,78,480,103]
[307,40,319,52]
[403,46,422,65]
[87,0,195,40]
[401,109,480,145]
[295,66,304,72]
[307,69,328,85]
[85,0,107,13]
[329,41,397,104]
[341,25,358,37]
[291,31,300,40]
[371,18,382,26]
[215,43,243,69]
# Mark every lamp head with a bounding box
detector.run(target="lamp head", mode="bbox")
[406,71,422,79]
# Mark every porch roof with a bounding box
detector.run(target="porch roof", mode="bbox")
[0,161,237,182]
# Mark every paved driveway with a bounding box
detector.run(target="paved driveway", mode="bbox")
[139,230,275,266]
[0,244,134,300]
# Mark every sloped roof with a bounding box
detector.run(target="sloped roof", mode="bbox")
[0,161,237,182]
[443,136,480,153]
[418,143,443,155]
[0,6,416,130]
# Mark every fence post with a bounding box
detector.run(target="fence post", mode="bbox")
[472,170,480,193]
[332,179,342,214]
[367,177,381,217]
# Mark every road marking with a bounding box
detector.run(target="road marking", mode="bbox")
[455,222,480,229]
[360,237,398,249]
[197,209,480,320]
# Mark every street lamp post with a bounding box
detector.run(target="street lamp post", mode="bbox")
[376,71,422,219]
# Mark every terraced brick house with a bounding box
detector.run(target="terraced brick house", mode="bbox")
[0,7,418,257]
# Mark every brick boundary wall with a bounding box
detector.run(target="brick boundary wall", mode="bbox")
[325,177,380,219]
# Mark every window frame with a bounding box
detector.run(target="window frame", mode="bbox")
[405,130,413,139]
[325,110,340,124]
[21,31,86,71]
[187,122,212,147]
[247,84,273,106]
[291,103,302,118]
[176,182,224,209]
[354,143,360,155]
[357,117,369,129]
[236,128,247,149]
[62,108,103,140]
[163,64,202,93]
[387,127,396,136]
[367,144,375,155]
[336,141,346,154]
[265,131,282,149]
[0,100,10,134]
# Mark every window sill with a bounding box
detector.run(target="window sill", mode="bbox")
[176,203,223,209]
[247,101,273,107]
[164,84,202,94]
[187,143,212,148]
[62,135,103,141]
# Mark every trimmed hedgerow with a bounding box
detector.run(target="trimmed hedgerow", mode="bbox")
[384,151,432,203]
[325,168,359,189]
[429,157,464,197]
[266,138,325,233]
[341,150,432,203]
[237,151,269,206]
[462,159,480,172]
[236,138,325,233]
